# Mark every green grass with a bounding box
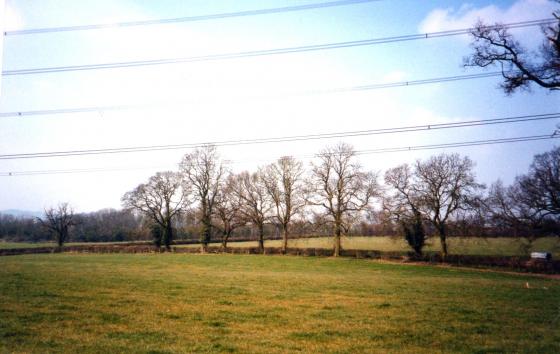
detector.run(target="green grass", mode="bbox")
[0,241,144,249]
[1,253,559,353]
[178,236,560,257]
[0,241,57,249]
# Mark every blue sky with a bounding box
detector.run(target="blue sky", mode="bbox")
[0,0,558,212]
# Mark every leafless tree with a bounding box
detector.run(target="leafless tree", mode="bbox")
[464,5,560,94]
[214,174,246,249]
[38,203,77,247]
[389,154,482,258]
[517,146,560,219]
[384,165,428,255]
[483,180,552,255]
[308,143,380,256]
[230,171,272,253]
[262,156,307,253]
[384,164,421,220]
[179,145,226,252]
[121,171,188,249]
[484,147,560,237]
[483,180,533,236]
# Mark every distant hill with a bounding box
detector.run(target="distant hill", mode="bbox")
[0,209,43,218]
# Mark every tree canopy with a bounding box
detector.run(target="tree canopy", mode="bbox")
[464,5,560,94]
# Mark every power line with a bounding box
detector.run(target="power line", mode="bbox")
[0,112,558,160]
[2,19,554,76]
[0,166,170,176]
[355,134,559,154]
[1,133,557,176]
[311,71,504,92]
[0,71,520,118]
[4,0,381,36]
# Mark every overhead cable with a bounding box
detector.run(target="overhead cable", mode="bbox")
[0,112,558,160]
[1,133,558,176]
[0,71,524,118]
[4,0,380,36]
[2,19,554,76]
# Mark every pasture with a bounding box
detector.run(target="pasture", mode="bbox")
[0,253,559,353]
[3,236,559,258]
[178,236,560,258]
[0,241,135,249]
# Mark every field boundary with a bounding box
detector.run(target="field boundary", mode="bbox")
[1,243,558,274]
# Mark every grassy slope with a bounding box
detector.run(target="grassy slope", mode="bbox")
[0,254,559,353]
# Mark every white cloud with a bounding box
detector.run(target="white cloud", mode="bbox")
[419,0,556,33]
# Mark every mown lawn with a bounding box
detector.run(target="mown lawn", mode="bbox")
[0,254,559,353]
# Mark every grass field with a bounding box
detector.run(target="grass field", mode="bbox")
[178,236,560,257]
[0,241,141,250]
[1,253,559,353]
[0,241,58,249]
[3,236,560,258]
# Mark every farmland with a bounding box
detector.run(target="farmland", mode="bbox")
[0,241,136,249]
[2,236,560,258]
[1,253,559,353]
[182,236,560,258]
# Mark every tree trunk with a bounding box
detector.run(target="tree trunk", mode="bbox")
[281,225,289,254]
[437,224,448,259]
[57,230,65,248]
[164,223,173,251]
[201,214,212,250]
[333,224,342,257]
[221,230,231,251]
[258,224,265,253]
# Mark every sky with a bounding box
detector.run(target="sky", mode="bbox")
[0,0,558,213]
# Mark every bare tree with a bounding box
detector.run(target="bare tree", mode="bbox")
[483,180,550,255]
[122,171,188,249]
[179,145,226,252]
[414,154,482,258]
[384,164,421,218]
[308,143,380,257]
[262,156,307,253]
[214,174,246,249]
[384,165,427,256]
[464,5,560,94]
[38,203,77,247]
[517,146,560,219]
[483,180,531,235]
[484,147,560,237]
[230,171,272,253]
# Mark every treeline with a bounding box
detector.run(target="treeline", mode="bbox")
[0,207,379,243]
[0,209,147,243]
[3,144,559,257]
[119,143,559,257]
[0,208,509,243]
